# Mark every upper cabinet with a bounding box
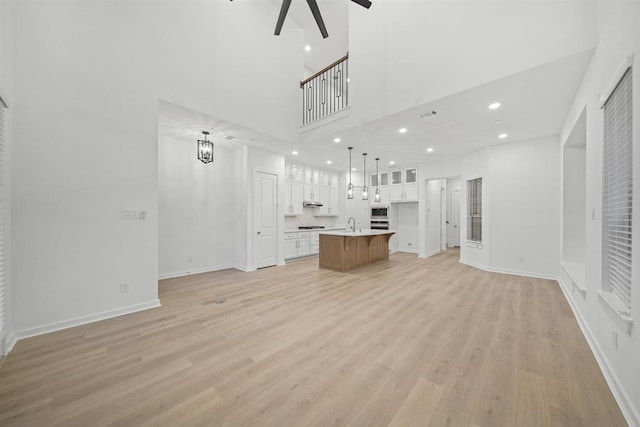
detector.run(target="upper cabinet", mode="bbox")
[389,167,418,202]
[285,159,341,213]
[285,181,304,216]
[285,161,303,182]
[304,167,320,185]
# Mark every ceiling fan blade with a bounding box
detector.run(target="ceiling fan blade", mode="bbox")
[350,0,372,9]
[274,0,293,36]
[306,0,329,39]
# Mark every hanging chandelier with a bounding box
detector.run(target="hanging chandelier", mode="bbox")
[197,131,214,164]
[362,153,368,200]
[347,147,354,199]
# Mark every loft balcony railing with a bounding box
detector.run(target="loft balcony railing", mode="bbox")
[300,53,348,125]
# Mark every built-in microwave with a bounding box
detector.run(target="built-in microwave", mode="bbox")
[371,206,389,219]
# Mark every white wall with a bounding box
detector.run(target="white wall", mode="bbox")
[460,149,491,269]
[0,0,14,354]
[10,0,302,335]
[558,2,640,424]
[347,0,596,127]
[489,136,561,278]
[562,145,587,262]
[417,138,561,278]
[158,135,237,279]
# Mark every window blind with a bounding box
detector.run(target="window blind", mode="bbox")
[467,178,482,242]
[602,67,633,311]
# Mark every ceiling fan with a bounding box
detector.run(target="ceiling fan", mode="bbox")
[231,0,372,39]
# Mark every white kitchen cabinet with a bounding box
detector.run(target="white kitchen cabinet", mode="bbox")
[284,232,310,260]
[316,186,339,216]
[304,167,320,185]
[390,167,418,202]
[284,234,298,259]
[328,172,339,188]
[285,161,303,182]
[285,181,304,215]
[304,183,320,202]
[380,171,389,186]
[309,231,319,255]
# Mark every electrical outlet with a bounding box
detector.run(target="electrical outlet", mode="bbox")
[518,257,525,264]
[120,283,129,293]
[408,242,413,247]
[612,330,618,349]
[187,256,193,263]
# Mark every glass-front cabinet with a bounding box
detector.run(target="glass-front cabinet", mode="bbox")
[389,167,418,202]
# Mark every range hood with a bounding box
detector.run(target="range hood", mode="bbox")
[303,201,323,208]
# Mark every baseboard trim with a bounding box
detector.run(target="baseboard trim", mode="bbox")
[159,264,235,280]
[4,332,17,355]
[459,259,557,280]
[14,299,161,342]
[419,249,441,259]
[233,264,254,272]
[557,278,640,427]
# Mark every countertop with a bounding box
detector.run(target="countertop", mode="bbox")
[284,227,346,233]
[319,229,396,237]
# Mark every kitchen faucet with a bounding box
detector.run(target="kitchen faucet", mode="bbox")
[348,217,356,232]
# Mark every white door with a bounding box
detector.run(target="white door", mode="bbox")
[452,190,461,247]
[254,172,278,268]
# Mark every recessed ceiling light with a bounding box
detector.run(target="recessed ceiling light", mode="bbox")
[489,102,501,110]
[498,133,508,139]
[304,45,311,52]
[426,147,434,153]
[291,150,298,155]
[352,167,357,171]
[398,128,408,134]
[326,160,332,165]
[333,137,341,143]
[389,161,395,165]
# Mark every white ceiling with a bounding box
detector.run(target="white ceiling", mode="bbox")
[294,49,593,171]
[268,0,349,76]
[159,48,592,174]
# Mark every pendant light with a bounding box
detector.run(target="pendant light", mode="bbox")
[197,131,214,164]
[362,153,369,200]
[347,147,354,199]
[374,157,381,202]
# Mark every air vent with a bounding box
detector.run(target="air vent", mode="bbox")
[418,110,437,119]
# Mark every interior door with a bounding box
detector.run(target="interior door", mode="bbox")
[254,171,278,268]
[452,190,461,247]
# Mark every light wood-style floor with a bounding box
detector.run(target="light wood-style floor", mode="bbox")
[0,250,626,426]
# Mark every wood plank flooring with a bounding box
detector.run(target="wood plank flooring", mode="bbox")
[0,250,627,426]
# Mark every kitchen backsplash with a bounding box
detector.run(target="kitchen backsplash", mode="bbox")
[285,207,342,230]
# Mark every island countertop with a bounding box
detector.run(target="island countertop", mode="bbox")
[319,229,396,237]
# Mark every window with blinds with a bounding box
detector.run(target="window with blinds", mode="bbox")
[467,178,482,242]
[602,67,633,312]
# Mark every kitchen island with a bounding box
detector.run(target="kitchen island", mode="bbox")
[319,229,395,272]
